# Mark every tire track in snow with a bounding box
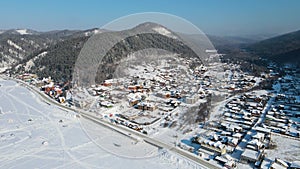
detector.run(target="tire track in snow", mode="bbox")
[2,87,89,169]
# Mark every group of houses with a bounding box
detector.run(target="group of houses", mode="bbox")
[219,63,263,93]
[261,71,300,139]
[75,57,217,133]
[190,92,272,168]
[183,64,300,168]
[17,74,69,104]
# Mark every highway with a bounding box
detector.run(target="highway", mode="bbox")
[9,76,221,169]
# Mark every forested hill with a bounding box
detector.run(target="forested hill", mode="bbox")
[247,30,300,65]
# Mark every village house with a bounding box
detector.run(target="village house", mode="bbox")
[197,138,227,155]
[220,122,243,133]
[246,139,264,151]
[100,101,113,108]
[251,132,265,142]
[157,90,171,99]
[184,94,199,104]
[270,158,289,169]
[253,126,271,134]
[227,137,239,147]
[31,79,45,87]
[102,79,119,87]
[73,92,88,108]
[232,132,243,140]
[129,99,139,106]
[240,148,264,164]
[290,161,300,169]
[18,73,37,82]
[136,102,156,111]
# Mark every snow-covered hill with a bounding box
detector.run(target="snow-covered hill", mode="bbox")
[0,33,50,72]
[0,28,108,73]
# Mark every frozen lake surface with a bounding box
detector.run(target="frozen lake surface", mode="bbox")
[0,78,200,169]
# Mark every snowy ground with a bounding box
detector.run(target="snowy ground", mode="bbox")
[0,78,203,169]
[265,135,300,162]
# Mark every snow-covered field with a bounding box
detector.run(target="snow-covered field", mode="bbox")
[0,78,201,169]
[16,29,31,35]
[265,135,300,162]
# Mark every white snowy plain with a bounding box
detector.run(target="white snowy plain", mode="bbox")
[0,78,203,169]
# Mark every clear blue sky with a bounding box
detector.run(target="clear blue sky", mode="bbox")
[1,0,300,36]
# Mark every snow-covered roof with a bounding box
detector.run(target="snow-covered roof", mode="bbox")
[290,161,300,168]
[241,148,261,160]
[232,132,243,138]
[248,139,263,147]
[271,162,287,169]
[252,132,265,140]
[94,86,110,91]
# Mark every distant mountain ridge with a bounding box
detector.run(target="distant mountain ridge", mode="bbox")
[1,29,41,35]
[2,25,300,82]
